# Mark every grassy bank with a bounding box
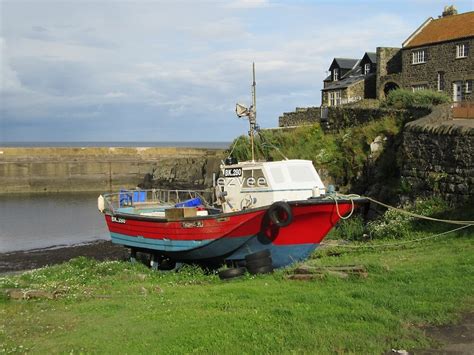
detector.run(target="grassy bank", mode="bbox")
[1,227,473,353]
[231,115,403,194]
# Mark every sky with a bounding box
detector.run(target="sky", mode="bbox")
[0,0,472,142]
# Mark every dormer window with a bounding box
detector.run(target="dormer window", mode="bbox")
[333,69,339,81]
[364,63,371,75]
[456,44,468,58]
[412,49,426,64]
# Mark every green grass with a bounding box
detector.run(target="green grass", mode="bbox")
[1,229,473,354]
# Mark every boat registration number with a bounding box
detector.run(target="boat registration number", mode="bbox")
[111,216,126,224]
[181,221,203,228]
[224,168,242,177]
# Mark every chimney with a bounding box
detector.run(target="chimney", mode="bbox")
[441,5,458,17]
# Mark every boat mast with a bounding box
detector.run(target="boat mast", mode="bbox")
[249,62,257,162]
[235,63,258,162]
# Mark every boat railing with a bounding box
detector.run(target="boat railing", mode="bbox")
[102,188,215,214]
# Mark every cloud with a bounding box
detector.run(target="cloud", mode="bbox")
[225,0,270,8]
[1,0,472,141]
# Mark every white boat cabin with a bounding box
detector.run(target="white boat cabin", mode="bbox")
[218,159,326,213]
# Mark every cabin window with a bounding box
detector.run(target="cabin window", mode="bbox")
[242,169,267,188]
[333,68,339,81]
[288,165,315,183]
[456,43,468,58]
[412,49,426,64]
[269,167,285,184]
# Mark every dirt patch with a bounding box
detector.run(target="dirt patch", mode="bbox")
[0,240,129,274]
[411,312,474,354]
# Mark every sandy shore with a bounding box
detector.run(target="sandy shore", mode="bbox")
[0,240,129,274]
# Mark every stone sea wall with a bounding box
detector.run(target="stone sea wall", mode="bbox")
[401,107,474,204]
[0,147,225,194]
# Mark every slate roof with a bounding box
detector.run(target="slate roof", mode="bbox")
[365,52,377,63]
[323,60,369,91]
[331,58,359,70]
[404,11,474,48]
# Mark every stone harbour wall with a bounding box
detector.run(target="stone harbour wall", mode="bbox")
[0,147,225,194]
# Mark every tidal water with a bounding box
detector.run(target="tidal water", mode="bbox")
[0,193,110,253]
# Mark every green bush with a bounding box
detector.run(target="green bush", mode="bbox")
[383,89,450,109]
[367,197,448,239]
[227,115,403,191]
[330,215,367,241]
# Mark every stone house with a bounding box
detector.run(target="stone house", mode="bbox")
[321,53,377,106]
[377,8,473,102]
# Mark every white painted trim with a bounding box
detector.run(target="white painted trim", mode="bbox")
[402,17,433,48]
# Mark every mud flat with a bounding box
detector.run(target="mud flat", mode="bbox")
[0,240,128,274]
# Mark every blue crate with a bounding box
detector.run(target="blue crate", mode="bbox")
[175,197,202,208]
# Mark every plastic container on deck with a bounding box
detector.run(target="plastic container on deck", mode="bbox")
[175,197,202,208]
[133,190,146,203]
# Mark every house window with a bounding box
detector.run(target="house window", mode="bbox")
[329,92,334,106]
[364,63,371,75]
[412,49,426,64]
[466,80,472,94]
[437,72,445,91]
[333,69,339,81]
[335,91,341,106]
[412,85,427,92]
[456,44,468,58]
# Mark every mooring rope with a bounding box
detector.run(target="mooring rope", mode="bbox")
[327,224,472,249]
[322,193,473,250]
[331,193,474,226]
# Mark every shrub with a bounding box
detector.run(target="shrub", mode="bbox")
[383,89,450,109]
[367,197,448,239]
[331,215,367,241]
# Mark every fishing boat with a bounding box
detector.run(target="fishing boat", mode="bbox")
[98,64,367,269]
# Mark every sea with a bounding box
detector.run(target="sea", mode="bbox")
[0,141,230,148]
[0,141,231,253]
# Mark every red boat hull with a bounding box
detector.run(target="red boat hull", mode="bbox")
[104,199,362,268]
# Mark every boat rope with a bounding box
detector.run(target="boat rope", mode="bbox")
[326,194,356,220]
[257,129,289,161]
[226,135,244,160]
[325,224,471,249]
[330,193,474,226]
[364,196,474,226]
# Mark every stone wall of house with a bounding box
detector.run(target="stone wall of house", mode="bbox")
[278,107,321,127]
[346,80,365,103]
[376,47,403,99]
[401,38,474,100]
[401,108,473,204]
